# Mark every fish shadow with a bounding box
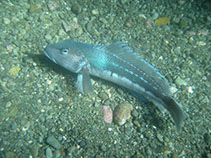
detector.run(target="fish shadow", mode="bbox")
[32,54,78,89]
[35,54,72,75]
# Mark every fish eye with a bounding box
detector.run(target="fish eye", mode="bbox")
[61,48,69,55]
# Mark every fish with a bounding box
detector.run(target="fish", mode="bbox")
[44,40,185,131]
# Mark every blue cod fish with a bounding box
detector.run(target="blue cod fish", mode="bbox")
[44,40,185,131]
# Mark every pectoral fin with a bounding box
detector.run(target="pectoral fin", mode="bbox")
[76,67,93,94]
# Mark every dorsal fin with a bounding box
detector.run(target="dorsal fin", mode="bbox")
[100,42,171,94]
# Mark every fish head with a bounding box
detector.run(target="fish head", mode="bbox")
[44,40,87,73]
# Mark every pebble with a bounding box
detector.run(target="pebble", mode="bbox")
[58,29,66,36]
[62,21,71,32]
[31,144,39,157]
[197,41,206,46]
[154,17,170,26]
[133,120,141,128]
[113,103,133,126]
[54,150,61,158]
[178,0,185,5]
[175,77,187,87]
[139,14,147,19]
[156,133,164,142]
[92,9,99,15]
[46,136,62,149]
[9,66,21,76]
[7,105,19,118]
[174,47,181,54]
[4,151,15,158]
[47,1,58,11]
[179,20,188,28]
[45,34,52,41]
[121,0,129,4]
[62,20,83,36]
[28,4,42,13]
[46,148,53,158]
[131,109,139,118]
[98,91,109,100]
[207,15,211,22]
[125,19,133,27]
[3,18,11,24]
[100,144,107,152]
[86,21,93,33]
[152,12,159,20]
[204,133,210,144]
[102,106,113,123]
[71,4,82,15]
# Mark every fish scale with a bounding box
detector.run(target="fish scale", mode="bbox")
[94,43,166,95]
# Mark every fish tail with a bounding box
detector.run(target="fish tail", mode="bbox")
[162,96,185,131]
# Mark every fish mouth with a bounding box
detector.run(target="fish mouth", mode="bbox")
[44,50,57,64]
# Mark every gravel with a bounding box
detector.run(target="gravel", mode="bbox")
[0,0,210,157]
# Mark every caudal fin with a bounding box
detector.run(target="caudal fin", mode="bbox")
[163,96,185,131]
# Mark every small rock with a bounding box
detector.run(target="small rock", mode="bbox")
[46,136,62,149]
[197,41,206,46]
[71,4,81,15]
[156,133,164,142]
[9,66,21,76]
[145,20,152,29]
[113,103,133,126]
[28,4,42,13]
[86,21,93,33]
[131,109,139,118]
[62,20,81,34]
[174,47,181,54]
[45,34,52,40]
[204,133,210,144]
[175,77,187,87]
[46,148,53,158]
[4,151,15,158]
[54,150,61,158]
[62,21,71,32]
[47,1,58,11]
[152,12,159,20]
[154,17,170,26]
[179,20,188,28]
[31,144,39,158]
[121,0,129,4]
[133,120,141,128]
[102,106,113,123]
[125,19,133,27]
[178,0,185,5]
[100,144,107,152]
[7,105,19,117]
[91,9,99,15]
[4,18,11,25]
[98,91,109,100]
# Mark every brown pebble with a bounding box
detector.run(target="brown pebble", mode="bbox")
[154,17,170,26]
[125,19,133,27]
[113,103,133,126]
[47,1,58,11]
